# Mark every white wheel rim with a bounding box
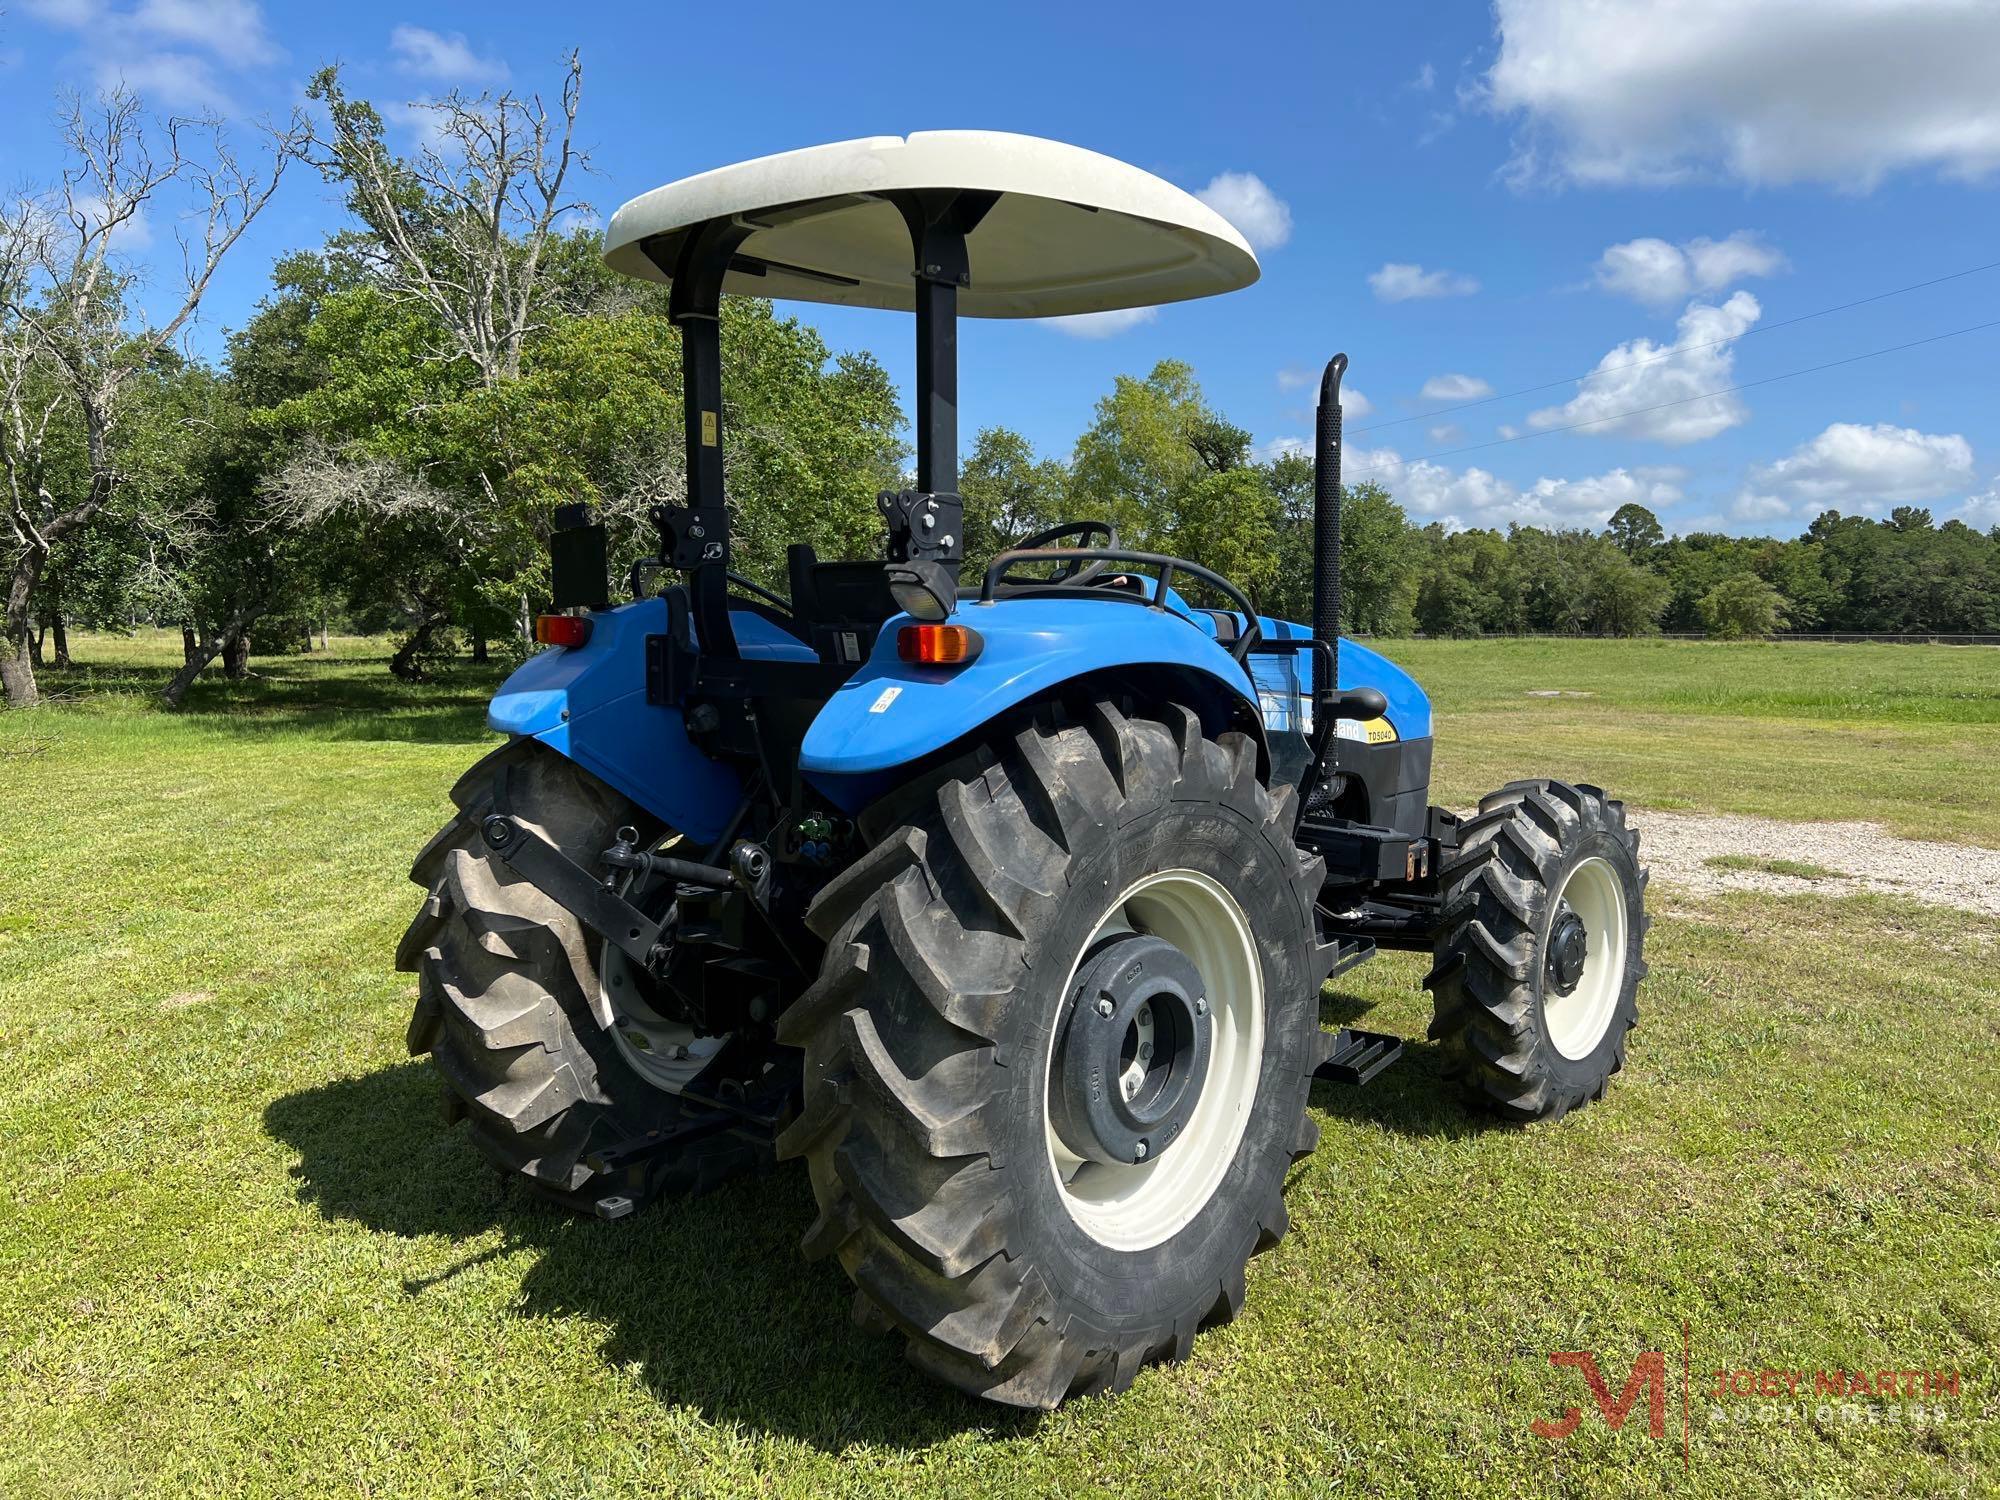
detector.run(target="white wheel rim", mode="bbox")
[601,944,723,1093]
[1044,869,1264,1252]
[1542,856,1627,1060]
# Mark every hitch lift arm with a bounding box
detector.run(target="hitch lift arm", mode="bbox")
[478,813,683,969]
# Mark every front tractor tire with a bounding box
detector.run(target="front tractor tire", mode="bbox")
[396,741,764,1211]
[1425,779,1648,1123]
[777,700,1334,1408]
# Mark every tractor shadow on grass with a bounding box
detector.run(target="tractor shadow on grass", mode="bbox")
[1309,990,1509,1139]
[263,1061,1040,1452]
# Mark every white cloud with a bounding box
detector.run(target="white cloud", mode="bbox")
[1369,262,1479,302]
[1731,493,1794,523]
[1529,291,1760,444]
[131,0,278,67]
[1486,0,2000,188]
[1041,306,1158,339]
[1421,372,1492,401]
[1959,483,2000,530]
[1410,62,1436,92]
[1194,172,1291,251]
[24,0,280,108]
[390,24,509,85]
[1428,425,1462,445]
[1595,232,1785,307]
[1744,423,1974,517]
[91,50,227,109]
[1348,444,1683,530]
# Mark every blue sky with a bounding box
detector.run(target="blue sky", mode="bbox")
[3,0,1997,536]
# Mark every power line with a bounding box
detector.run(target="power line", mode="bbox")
[1348,256,2000,437]
[1346,315,2000,475]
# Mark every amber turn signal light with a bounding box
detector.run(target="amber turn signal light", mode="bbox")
[896,623,981,665]
[534,614,593,648]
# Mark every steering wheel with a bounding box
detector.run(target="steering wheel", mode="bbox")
[995,520,1121,587]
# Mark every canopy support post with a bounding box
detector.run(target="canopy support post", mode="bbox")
[649,220,752,659]
[898,191,997,498]
[913,276,958,496]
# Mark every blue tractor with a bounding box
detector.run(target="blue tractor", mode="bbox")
[396,132,1649,1408]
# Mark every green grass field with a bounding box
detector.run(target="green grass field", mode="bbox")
[2,633,1995,1497]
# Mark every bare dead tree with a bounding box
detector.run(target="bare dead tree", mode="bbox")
[307,55,589,389]
[260,438,465,531]
[256,437,487,684]
[0,88,308,706]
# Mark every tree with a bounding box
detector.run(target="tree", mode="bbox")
[1507,526,1666,635]
[1585,545,1669,635]
[306,57,585,389]
[1604,502,1664,560]
[1698,572,1787,639]
[0,88,304,705]
[1261,459,1418,634]
[1336,481,1417,634]
[959,427,1069,574]
[1752,538,1836,630]
[1263,449,1315,626]
[1414,551,1488,637]
[265,278,903,676]
[1069,361,1279,603]
[1808,508,2000,633]
[281,59,593,676]
[151,279,342,707]
[1655,531,1761,631]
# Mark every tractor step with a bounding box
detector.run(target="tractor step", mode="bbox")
[1315,1027,1404,1086]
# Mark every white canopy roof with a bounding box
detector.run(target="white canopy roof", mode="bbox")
[601,131,1259,318]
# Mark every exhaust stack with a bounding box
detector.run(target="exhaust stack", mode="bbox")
[1313,352,1348,711]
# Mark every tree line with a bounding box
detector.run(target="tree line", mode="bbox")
[6,62,1998,710]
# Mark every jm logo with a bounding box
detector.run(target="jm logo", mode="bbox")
[1532,1350,1669,1440]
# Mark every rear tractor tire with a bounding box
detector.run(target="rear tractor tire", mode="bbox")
[777,699,1336,1408]
[396,740,766,1212]
[1425,779,1648,1123]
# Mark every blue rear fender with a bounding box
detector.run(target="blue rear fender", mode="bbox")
[798,596,1259,805]
[486,597,815,844]
[797,596,1433,812]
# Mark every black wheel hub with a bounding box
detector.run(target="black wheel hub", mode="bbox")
[1049,933,1211,1166]
[1546,906,1589,996]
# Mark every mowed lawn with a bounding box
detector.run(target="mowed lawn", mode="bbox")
[1,634,1996,1498]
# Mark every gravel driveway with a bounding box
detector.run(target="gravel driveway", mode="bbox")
[1629,808,2000,916]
